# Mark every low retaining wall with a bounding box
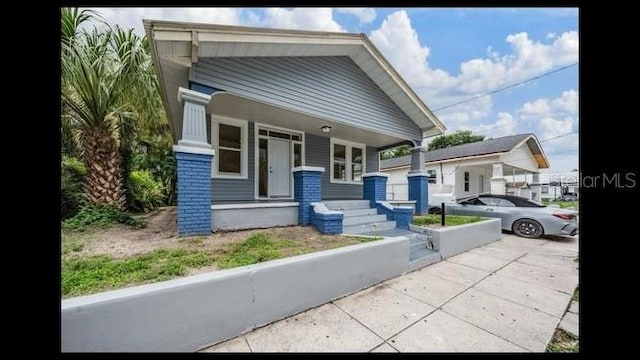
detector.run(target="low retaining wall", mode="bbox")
[61,236,409,352]
[211,203,298,231]
[409,218,501,259]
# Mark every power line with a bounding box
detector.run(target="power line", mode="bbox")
[432,62,579,112]
[540,131,578,143]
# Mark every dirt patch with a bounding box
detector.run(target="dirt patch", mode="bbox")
[63,207,374,260]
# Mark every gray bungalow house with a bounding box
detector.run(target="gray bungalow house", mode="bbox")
[145,20,445,236]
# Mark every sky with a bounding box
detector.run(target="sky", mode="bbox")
[83,7,579,173]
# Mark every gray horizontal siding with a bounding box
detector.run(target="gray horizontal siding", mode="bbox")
[191,56,421,140]
[306,133,378,200]
[207,123,378,203]
[209,119,255,203]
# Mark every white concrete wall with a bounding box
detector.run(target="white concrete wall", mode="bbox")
[455,167,491,198]
[386,167,410,200]
[409,218,501,259]
[384,159,496,203]
[385,164,452,202]
[62,236,410,352]
[211,205,298,231]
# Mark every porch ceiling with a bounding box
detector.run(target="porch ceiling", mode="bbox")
[210,92,407,148]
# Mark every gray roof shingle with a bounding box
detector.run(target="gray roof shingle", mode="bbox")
[380,133,535,169]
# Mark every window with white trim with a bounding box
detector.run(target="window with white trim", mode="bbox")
[426,169,437,184]
[211,115,248,179]
[330,138,366,184]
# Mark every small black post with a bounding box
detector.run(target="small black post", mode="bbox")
[441,202,445,226]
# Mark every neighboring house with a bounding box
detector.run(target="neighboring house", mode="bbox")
[380,134,550,205]
[145,21,445,235]
[536,171,580,200]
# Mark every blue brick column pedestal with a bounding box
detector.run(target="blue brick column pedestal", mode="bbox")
[363,173,389,208]
[174,146,214,236]
[312,211,344,234]
[393,207,414,229]
[376,201,414,229]
[407,172,429,215]
[293,166,325,225]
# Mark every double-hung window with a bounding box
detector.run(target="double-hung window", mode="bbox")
[211,115,248,179]
[330,138,366,184]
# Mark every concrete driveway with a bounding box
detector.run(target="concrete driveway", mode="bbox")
[202,234,579,352]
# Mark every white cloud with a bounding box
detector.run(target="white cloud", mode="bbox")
[516,90,579,171]
[369,10,578,98]
[456,31,578,93]
[260,8,343,32]
[551,89,578,113]
[368,10,579,135]
[465,112,516,138]
[520,90,578,124]
[335,8,376,24]
[539,116,574,140]
[369,11,455,94]
[546,32,557,40]
[436,96,493,129]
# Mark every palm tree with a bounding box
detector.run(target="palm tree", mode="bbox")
[61,7,174,210]
[61,8,139,209]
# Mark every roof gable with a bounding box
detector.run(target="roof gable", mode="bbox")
[191,56,421,140]
[144,20,446,140]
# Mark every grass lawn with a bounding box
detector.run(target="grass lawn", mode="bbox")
[412,214,486,227]
[61,208,381,298]
[542,199,579,210]
[546,328,578,352]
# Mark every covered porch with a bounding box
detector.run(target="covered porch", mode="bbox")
[145,20,446,235]
[453,162,542,201]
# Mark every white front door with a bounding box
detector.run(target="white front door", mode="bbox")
[268,138,291,197]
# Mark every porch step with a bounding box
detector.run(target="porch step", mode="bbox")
[343,214,388,226]
[343,220,396,235]
[342,208,379,217]
[324,200,371,211]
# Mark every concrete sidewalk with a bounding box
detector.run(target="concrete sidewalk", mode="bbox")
[201,234,579,353]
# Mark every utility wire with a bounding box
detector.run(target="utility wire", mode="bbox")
[539,131,578,143]
[432,62,578,112]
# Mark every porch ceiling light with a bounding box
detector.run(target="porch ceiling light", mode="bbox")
[321,125,332,133]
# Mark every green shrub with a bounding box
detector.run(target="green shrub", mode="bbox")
[127,170,165,212]
[62,204,145,231]
[61,156,86,219]
[131,137,177,206]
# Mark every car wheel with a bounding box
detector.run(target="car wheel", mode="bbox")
[428,206,442,215]
[512,219,544,239]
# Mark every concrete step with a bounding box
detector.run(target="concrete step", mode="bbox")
[342,208,378,217]
[324,200,371,211]
[409,252,442,272]
[343,220,396,235]
[343,214,388,226]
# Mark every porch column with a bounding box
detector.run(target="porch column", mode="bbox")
[531,173,541,201]
[173,87,214,236]
[363,173,388,208]
[490,162,507,195]
[407,147,429,215]
[293,166,325,225]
